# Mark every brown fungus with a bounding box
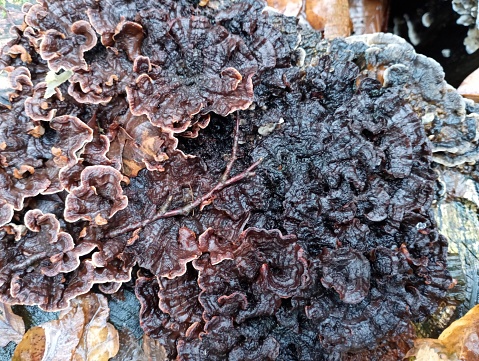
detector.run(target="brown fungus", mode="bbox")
[64,165,128,225]
[106,111,178,177]
[0,0,454,359]
[125,16,256,133]
[67,49,132,105]
[0,68,92,226]
[112,20,144,62]
[59,116,112,192]
[25,1,97,71]
[6,44,33,64]
[320,247,371,304]
[37,19,97,71]
[321,33,478,168]
[24,82,64,121]
[86,0,138,47]
[0,210,96,310]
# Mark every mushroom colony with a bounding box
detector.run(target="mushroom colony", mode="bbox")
[0,0,453,360]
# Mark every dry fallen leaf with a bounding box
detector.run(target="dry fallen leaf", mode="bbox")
[12,293,119,361]
[110,329,146,361]
[143,334,167,361]
[406,304,479,360]
[266,0,302,17]
[12,327,46,361]
[304,0,327,30]
[70,294,119,361]
[0,303,26,347]
[438,304,479,360]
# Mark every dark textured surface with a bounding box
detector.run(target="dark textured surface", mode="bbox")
[0,341,15,360]
[316,33,479,169]
[0,0,453,359]
[108,290,143,338]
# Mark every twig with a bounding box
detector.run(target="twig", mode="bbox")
[221,113,240,182]
[106,159,261,238]
[11,252,48,271]
[105,116,262,238]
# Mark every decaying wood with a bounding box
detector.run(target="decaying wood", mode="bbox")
[323,0,351,38]
[304,0,351,38]
[304,0,328,30]
[270,0,395,39]
[349,0,389,34]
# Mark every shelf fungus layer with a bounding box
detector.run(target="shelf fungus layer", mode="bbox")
[0,0,453,360]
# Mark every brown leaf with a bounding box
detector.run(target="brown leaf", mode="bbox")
[305,0,328,30]
[13,301,84,361]
[70,294,119,361]
[406,304,479,360]
[305,0,352,38]
[405,341,448,360]
[143,334,167,361]
[438,304,479,360]
[349,0,389,35]
[12,293,119,361]
[0,303,26,347]
[457,68,479,102]
[12,327,46,361]
[111,329,146,361]
[266,0,302,17]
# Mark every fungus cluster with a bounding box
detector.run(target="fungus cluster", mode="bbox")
[453,0,479,53]
[0,0,452,359]
[318,33,479,168]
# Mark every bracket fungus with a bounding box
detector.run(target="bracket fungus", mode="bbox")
[453,0,479,54]
[0,0,455,360]
[64,165,128,225]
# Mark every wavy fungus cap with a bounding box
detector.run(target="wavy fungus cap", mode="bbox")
[0,0,453,359]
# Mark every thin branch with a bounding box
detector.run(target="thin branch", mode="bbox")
[221,113,240,182]
[105,117,262,238]
[106,159,261,238]
[11,252,47,271]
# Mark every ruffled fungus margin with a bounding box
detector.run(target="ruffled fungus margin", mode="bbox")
[0,0,453,360]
